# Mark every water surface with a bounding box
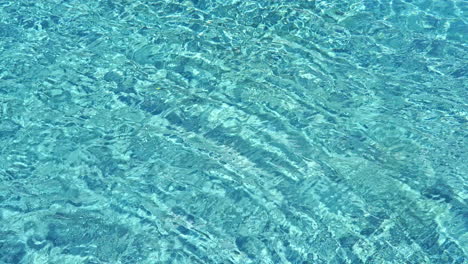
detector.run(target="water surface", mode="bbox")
[0,0,466,263]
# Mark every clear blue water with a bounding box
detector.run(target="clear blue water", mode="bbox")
[0,0,466,263]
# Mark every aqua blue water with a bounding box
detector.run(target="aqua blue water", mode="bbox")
[0,1,467,263]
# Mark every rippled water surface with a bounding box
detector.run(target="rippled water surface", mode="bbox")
[0,0,467,263]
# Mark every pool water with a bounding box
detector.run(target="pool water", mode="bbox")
[0,0,466,263]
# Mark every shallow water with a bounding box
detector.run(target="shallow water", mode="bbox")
[0,0,466,263]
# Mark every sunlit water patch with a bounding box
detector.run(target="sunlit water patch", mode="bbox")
[0,0,466,263]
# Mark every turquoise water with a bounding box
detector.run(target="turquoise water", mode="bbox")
[0,0,466,263]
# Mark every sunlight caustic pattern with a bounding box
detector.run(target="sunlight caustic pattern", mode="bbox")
[0,0,466,263]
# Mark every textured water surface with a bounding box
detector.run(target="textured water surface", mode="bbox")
[0,0,467,263]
